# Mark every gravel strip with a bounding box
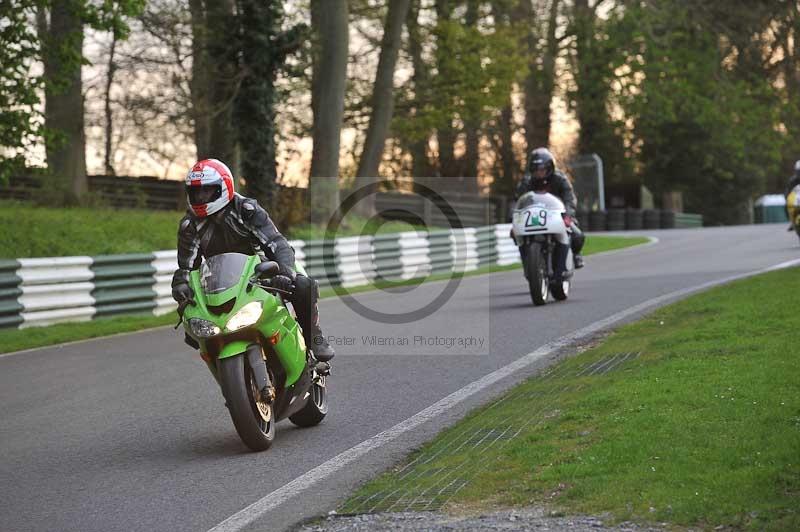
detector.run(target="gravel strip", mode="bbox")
[296,507,669,531]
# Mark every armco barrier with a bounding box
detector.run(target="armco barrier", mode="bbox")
[398,231,431,280]
[18,257,95,328]
[335,236,375,288]
[372,233,403,281]
[495,223,518,265]
[152,250,178,316]
[91,254,157,317]
[673,212,704,228]
[2,218,687,330]
[0,260,23,328]
[427,230,454,274]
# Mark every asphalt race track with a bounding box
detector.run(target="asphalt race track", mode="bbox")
[1,225,798,532]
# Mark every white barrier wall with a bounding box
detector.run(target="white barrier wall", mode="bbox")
[2,224,524,329]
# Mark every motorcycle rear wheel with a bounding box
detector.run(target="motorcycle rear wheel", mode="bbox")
[289,375,328,427]
[219,354,276,452]
[525,242,549,306]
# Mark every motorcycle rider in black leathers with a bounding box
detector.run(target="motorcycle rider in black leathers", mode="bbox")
[786,160,800,231]
[514,147,585,268]
[171,158,335,363]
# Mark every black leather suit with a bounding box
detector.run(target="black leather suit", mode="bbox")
[171,194,324,353]
[515,170,585,255]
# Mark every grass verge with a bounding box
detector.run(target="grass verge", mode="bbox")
[1,200,432,258]
[341,267,800,530]
[0,312,179,355]
[0,235,647,354]
[1,201,182,258]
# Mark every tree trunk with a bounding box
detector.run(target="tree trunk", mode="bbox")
[189,0,236,165]
[522,0,559,153]
[434,0,457,180]
[235,0,280,208]
[188,0,211,159]
[104,29,117,176]
[206,0,237,165]
[461,0,480,190]
[572,0,604,155]
[497,99,516,196]
[39,0,88,204]
[354,0,411,216]
[407,0,432,182]
[309,0,348,224]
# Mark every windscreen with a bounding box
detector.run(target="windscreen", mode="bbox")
[200,253,249,294]
[516,192,564,211]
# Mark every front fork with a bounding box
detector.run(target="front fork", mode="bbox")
[201,343,274,402]
[521,237,564,279]
[246,343,275,403]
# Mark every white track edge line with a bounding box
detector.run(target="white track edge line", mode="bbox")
[207,257,800,532]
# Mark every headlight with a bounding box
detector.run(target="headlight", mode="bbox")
[226,302,263,332]
[189,318,221,338]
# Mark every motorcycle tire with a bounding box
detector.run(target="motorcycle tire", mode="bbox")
[219,354,276,452]
[526,242,549,306]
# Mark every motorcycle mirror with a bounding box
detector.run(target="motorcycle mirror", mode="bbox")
[254,260,280,279]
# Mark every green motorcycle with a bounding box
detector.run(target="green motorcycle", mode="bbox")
[179,252,328,452]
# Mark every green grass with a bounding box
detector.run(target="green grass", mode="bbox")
[0,235,646,355]
[286,214,436,241]
[0,312,179,354]
[342,268,800,530]
[583,235,650,255]
[0,201,434,258]
[0,200,182,258]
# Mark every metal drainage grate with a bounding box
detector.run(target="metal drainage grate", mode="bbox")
[578,351,641,376]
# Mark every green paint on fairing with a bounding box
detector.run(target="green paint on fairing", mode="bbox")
[182,255,307,387]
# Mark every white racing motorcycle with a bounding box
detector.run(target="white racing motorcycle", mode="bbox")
[512,191,576,306]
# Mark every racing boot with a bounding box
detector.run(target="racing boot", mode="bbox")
[574,254,585,269]
[292,274,335,363]
[309,321,335,363]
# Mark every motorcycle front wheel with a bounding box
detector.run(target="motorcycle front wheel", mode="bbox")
[219,354,276,452]
[525,242,549,306]
[551,278,570,301]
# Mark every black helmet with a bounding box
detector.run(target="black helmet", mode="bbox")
[528,147,555,190]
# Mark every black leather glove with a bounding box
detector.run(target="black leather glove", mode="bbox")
[269,275,294,294]
[172,283,195,305]
[278,263,296,277]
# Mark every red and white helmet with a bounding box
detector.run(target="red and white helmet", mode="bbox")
[185,159,235,217]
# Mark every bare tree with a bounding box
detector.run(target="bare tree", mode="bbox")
[522,0,561,152]
[406,0,433,181]
[461,0,481,187]
[188,0,238,165]
[103,28,118,175]
[309,0,348,224]
[353,0,411,216]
